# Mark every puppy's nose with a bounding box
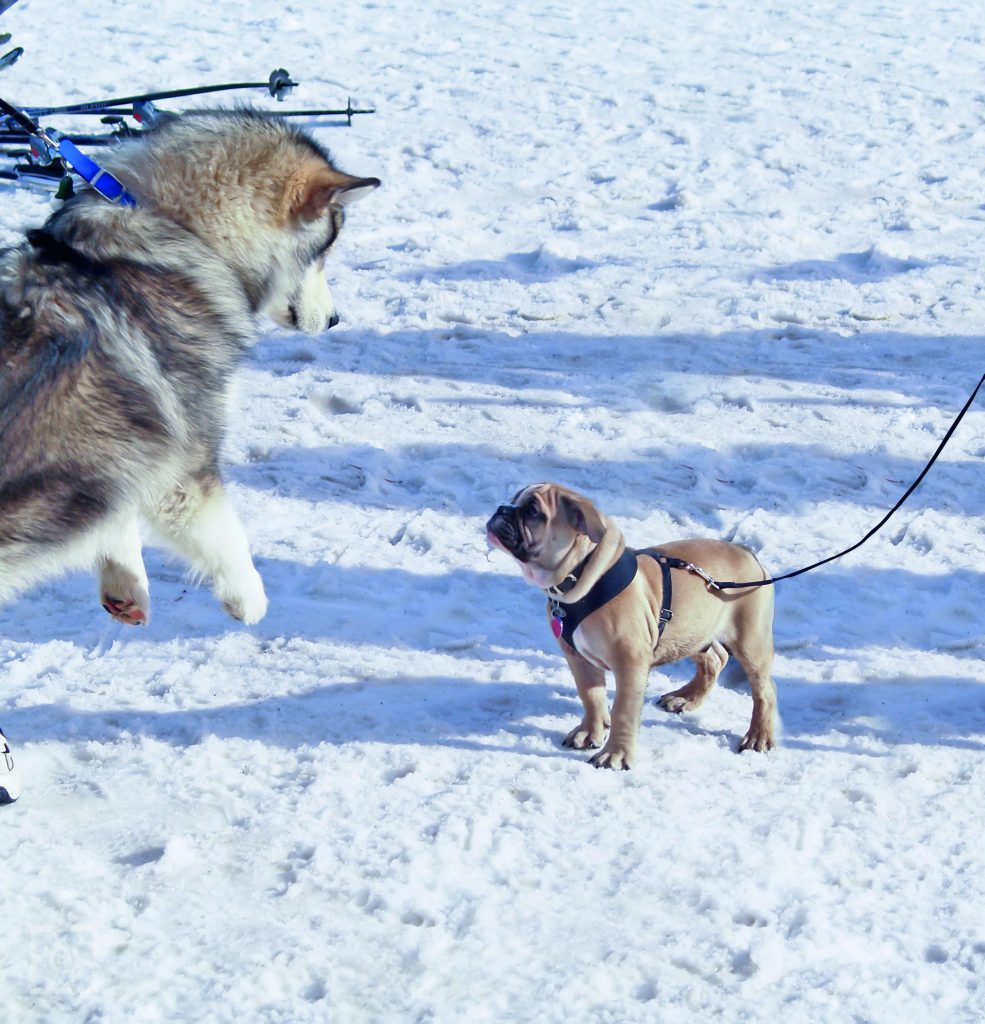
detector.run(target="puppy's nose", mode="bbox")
[487,505,516,531]
[327,312,340,329]
[486,505,519,541]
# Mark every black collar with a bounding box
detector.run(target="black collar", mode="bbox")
[546,552,591,597]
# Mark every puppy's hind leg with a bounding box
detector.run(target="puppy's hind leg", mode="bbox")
[728,576,777,752]
[657,639,728,714]
[731,636,777,753]
[152,474,268,625]
[98,516,151,626]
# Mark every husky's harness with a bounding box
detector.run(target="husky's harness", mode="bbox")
[547,548,716,655]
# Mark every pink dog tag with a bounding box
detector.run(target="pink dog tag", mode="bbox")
[551,616,563,639]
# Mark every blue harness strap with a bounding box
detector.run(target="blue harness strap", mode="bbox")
[0,96,137,206]
[51,136,137,206]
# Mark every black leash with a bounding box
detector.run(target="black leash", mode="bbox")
[709,371,985,590]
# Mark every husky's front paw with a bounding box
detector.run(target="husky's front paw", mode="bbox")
[100,563,150,626]
[218,569,268,624]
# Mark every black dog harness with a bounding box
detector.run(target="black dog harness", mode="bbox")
[547,548,709,655]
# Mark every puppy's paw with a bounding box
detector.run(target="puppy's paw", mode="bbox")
[658,693,695,714]
[562,720,609,750]
[589,742,634,771]
[100,564,150,626]
[739,726,775,753]
[657,684,706,714]
[218,569,268,625]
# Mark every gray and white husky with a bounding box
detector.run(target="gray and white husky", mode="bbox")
[0,110,379,626]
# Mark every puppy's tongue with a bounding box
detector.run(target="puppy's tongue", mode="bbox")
[486,530,511,554]
[487,530,543,581]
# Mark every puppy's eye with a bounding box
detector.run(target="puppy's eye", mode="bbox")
[523,504,543,521]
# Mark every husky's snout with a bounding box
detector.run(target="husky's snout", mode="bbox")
[270,262,339,334]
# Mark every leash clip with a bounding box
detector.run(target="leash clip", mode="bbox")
[682,560,721,590]
[28,131,59,165]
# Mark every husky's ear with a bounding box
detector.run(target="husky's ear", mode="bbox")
[332,177,382,205]
[288,167,380,223]
[559,493,606,543]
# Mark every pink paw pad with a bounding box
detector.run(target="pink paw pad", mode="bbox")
[102,597,147,626]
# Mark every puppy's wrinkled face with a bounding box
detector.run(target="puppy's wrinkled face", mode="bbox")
[486,483,604,588]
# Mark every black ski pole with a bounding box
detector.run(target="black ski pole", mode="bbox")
[22,68,297,118]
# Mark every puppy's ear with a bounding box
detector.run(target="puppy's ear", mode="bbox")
[560,494,606,543]
[287,166,381,223]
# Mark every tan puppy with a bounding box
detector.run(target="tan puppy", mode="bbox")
[486,483,777,769]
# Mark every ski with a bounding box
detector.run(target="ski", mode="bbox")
[0,44,22,71]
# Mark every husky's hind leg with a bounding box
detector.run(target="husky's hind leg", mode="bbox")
[98,515,151,625]
[152,474,268,625]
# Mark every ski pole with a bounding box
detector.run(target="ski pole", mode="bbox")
[261,101,376,126]
[22,68,297,118]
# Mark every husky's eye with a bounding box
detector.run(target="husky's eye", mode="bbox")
[313,208,344,260]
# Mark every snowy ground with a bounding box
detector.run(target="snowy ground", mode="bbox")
[2,0,984,1020]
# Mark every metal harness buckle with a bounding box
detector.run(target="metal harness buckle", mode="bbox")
[547,573,579,598]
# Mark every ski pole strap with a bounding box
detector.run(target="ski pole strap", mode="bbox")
[714,370,985,590]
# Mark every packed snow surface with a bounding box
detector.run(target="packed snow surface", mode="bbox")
[2,0,984,1020]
